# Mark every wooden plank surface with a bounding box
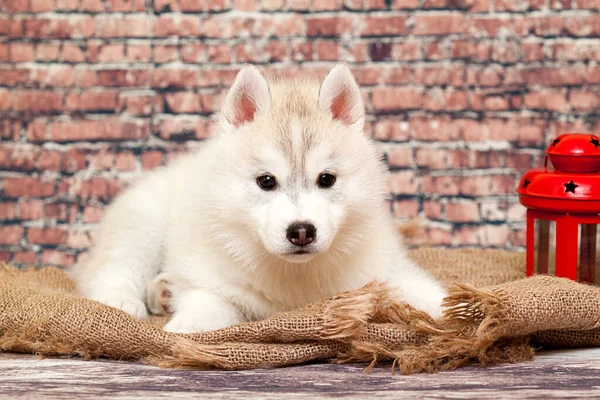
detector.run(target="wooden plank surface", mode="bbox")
[1,348,599,399]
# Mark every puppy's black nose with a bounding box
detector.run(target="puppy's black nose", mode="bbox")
[286,223,316,247]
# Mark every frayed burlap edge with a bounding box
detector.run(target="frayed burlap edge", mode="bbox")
[333,282,535,374]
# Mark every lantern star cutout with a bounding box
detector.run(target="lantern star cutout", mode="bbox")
[552,138,561,146]
[523,179,531,189]
[590,137,600,148]
[564,180,579,194]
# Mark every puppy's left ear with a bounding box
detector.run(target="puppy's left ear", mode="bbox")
[221,65,270,128]
[318,63,364,129]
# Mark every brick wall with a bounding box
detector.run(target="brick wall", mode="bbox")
[1,0,600,268]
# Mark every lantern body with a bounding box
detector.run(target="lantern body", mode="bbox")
[526,210,600,284]
[518,133,600,286]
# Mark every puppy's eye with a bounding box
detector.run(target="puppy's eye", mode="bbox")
[317,173,336,189]
[257,175,277,191]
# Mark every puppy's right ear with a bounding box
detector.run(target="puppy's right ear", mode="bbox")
[220,65,270,128]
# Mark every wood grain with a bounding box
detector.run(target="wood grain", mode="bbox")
[1,349,599,399]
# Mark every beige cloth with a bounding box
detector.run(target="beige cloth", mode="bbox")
[1,248,599,374]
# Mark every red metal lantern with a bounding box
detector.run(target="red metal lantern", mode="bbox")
[518,133,600,285]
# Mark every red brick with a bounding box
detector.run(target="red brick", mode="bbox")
[446,202,479,222]
[389,171,419,195]
[118,94,156,116]
[481,200,508,222]
[37,150,62,171]
[182,43,206,63]
[408,117,459,141]
[47,119,149,142]
[165,92,216,114]
[89,150,114,171]
[447,149,470,168]
[25,16,95,39]
[0,44,8,62]
[42,250,75,267]
[56,0,79,10]
[154,116,208,140]
[569,91,598,111]
[83,206,104,223]
[452,226,479,246]
[141,151,164,170]
[151,68,202,89]
[307,17,353,37]
[28,227,66,245]
[484,96,510,111]
[31,0,54,12]
[128,43,152,62]
[374,120,410,141]
[491,175,516,194]
[384,67,411,84]
[3,178,55,198]
[207,44,232,64]
[95,44,126,63]
[67,231,93,249]
[316,41,340,61]
[13,91,63,113]
[36,43,60,61]
[261,0,285,9]
[479,225,511,247]
[372,88,424,111]
[458,176,491,197]
[423,200,442,220]
[18,200,43,220]
[393,41,422,61]
[65,91,118,112]
[97,15,153,38]
[392,200,419,219]
[62,43,86,62]
[62,149,88,172]
[96,69,148,87]
[314,0,341,10]
[517,122,546,147]
[10,43,35,63]
[424,227,452,246]
[109,0,146,11]
[424,90,468,112]
[153,45,179,63]
[422,176,460,196]
[116,152,135,171]
[44,203,69,221]
[393,0,419,8]
[0,147,35,171]
[415,148,446,169]
[7,0,30,11]
[13,251,38,265]
[387,147,413,167]
[360,16,409,36]
[414,14,466,36]
[423,42,446,60]
[414,66,464,86]
[0,226,24,245]
[0,202,16,221]
[524,91,570,113]
[81,0,105,11]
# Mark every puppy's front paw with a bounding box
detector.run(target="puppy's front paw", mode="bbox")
[96,294,149,320]
[163,316,231,334]
[146,272,172,316]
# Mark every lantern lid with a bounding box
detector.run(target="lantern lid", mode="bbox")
[518,133,600,214]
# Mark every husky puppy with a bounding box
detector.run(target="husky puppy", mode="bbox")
[71,64,447,333]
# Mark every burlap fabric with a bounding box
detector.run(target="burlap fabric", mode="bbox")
[1,248,599,374]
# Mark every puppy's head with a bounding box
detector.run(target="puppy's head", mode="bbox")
[214,64,388,265]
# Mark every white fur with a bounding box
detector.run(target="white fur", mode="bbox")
[70,64,448,333]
